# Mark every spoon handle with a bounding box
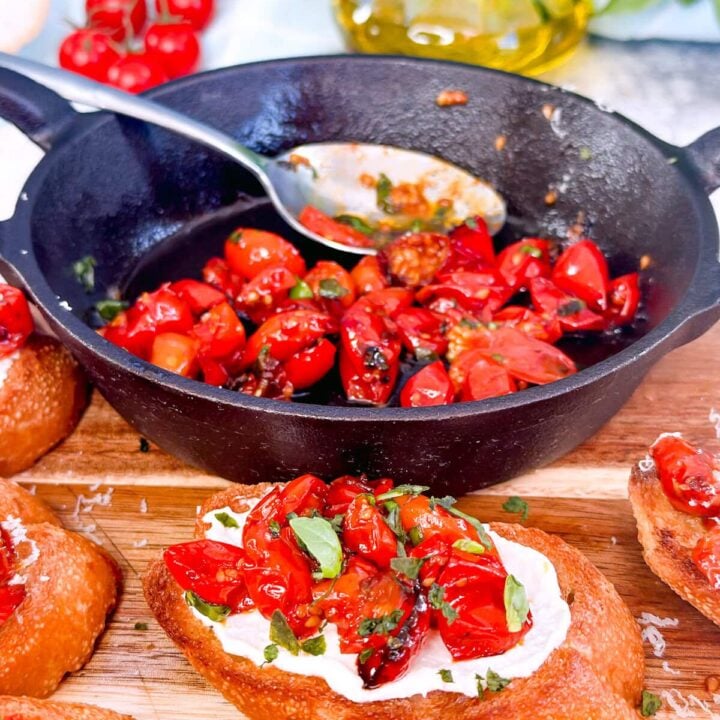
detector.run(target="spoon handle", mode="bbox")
[0,53,269,176]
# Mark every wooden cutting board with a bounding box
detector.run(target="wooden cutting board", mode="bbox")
[22,483,720,720]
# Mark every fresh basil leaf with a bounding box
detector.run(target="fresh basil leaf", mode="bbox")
[289,516,343,579]
[428,583,458,623]
[486,669,511,692]
[390,556,425,580]
[382,500,406,544]
[318,278,349,300]
[334,214,374,236]
[358,648,374,664]
[269,520,281,538]
[289,278,314,300]
[301,635,327,656]
[72,255,97,293]
[438,668,454,683]
[502,496,530,522]
[329,514,344,533]
[444,506,494,550]
[640,690,662,717]
[376,485,430,502]
[263,644,279,663]
[184,590,230,622]
[408,525,424,546]
[475,673,485,698]
[95,298,128,322]
[358,609,403,637]
[504,574,530,633]
[430,495,457,511]
[269,610,300,656]
[214,511,239,529]
[376,173,394,213]
[452,538,486,555]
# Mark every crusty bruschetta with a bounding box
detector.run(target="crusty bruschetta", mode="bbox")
[0,695,132,720]
[145,476,646,719]
[0,479,121,697]
[629,433,720,627]
[0,284,87,477]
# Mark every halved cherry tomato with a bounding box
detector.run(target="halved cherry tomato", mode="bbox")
[693,526,720,590]
[606,273,640,326]
[497,238,552,292]
[381,232,451,287]
[530,277,605,332]
[225,228,306,280]
[106,53,168,94]
[393,308,447,358]
[86,0,147,41]
[242,309,335,367]
[163,539,253,612]
[303,261,357,314]
[283,338,336,390]
[170,279,226,315]
[445,216,495,271]
[0,585,26,627]
[155,0,214,31]
[144,21,201,80]
[409,535,453,586]
[417,269,512,315]
[343,494,398,569]
[460,355,517,402]
[357,288,415,319]
[494,305,562,344]
[299,206,374,249]
[400,361,454,408]
[202,256,242,298]
[435,548,531,660]
[192,301,246,360]
[396,494,479,545]
[651,435,720,517]
[323,475,372,517]
[198,356,229,386]
[236,265,297,324]
[350,255,388,295]
[0,285,34,357]
[552,239,609,311]
[150,332,199,377]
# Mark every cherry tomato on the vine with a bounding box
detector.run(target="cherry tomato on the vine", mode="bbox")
[59,30,121,82]
[144,21,201,79]
[155,0,214,30]
[106,53,168,93]
[85,0,147,40]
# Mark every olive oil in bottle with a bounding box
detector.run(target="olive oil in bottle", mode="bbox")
[333,0,592,75]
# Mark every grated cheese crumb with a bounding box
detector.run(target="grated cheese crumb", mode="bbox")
[132,538,148,548]
[641,625,667,657]
[610,536,618,545]
[663,689,691,717]
[662,661,681,676]
[710,408,720,439]
[72,487,114,519]
[40,575,50,582]
[139,498,148,514]
[637,612,680,628]
[1,516,40,574]
[638,454,655,473]
[89,481,102,492]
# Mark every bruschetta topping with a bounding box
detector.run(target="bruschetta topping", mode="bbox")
[0,285,34,358]
[0,520,27,625]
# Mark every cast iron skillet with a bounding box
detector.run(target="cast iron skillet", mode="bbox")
[0,56,718,494]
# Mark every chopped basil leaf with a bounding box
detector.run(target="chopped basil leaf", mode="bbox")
[318,278,349,300]
[390,556,425,580]
[329,514,345,533]
[557,298,586,317]
[358,648,374,664]
[358,609,403,637]
[452,538,486,555]
[438,668,454,683]
[520,244,543,259]
[428,583,458,624]
[490,353,506,364]
[184,590,230,622]
[382,500,406,543]
[214,511,239,529]
[640,690,662,717]
[334,214,374,236]
[376,484,430,502]
[269,520,281,538]
[475,673,485,698]
[376,173,394,213]
[134,621,148,631]
[465,217,478,230]
[263,644,279,664]
[504,574,530,633]
[363,345,390,371]
[430,495,456,511]
[139,437,150,453]
[289,516,343,579]
[408,525,424,546]
[269,610,300,656]
[414,347,438,362]
[72,255,97,293]
[486,669,511,692]
[502,496,530,522]
[289,278,314,300]
[301,634,327,656]
[444,505,494,550]
[410,219,424,232]
[95,298,128,322]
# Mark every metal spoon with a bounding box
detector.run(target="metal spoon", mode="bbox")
[0,53,506,256]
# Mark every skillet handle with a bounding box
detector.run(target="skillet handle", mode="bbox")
[686,127,720,194]
[0,67,77,151]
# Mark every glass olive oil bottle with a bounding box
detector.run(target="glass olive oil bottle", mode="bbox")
[333,0,592,75]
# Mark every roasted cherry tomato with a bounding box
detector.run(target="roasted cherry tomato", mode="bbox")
[0,285,34,357]
[497,238,552,292]
[324,475,373,517]
[693,526,720,590]
[400,361,454,408]
[408,535,452,586]
[357,288,414,319]
[494,305,562,344]
[0,585,26,627]
[164,539,253,612]
[198,356,229,386]
[299,206,374,249]
[106,53,168,93]
[0,527,16,585]
[393,307,447,358]
[303,261,357,314]
[343,494,399,569]
[236,265,298,324]
[381,232,451,287]
[458,354,517,402]
[530,277,605,332]
[225,228,306,280]
[155,0,214,30]
[397,494,479,545]
[445,216,495,271]
[606,273,640,326]
[651,435,720,517]
[58,29,121,82]
[416,269,512,315]
[86,0,147,40]
[350,255,388,295]
[283,338,336,390]
[202,256,242,298]
[150,332,199,377]
[242,309,335,367]
[170,279,226,315]
[144,21,201,79]
[192,301,246,361]
[552,239,610,312]
[435,547,532,660]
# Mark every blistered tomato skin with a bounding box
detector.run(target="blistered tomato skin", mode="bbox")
[225,229,306,280]
[552,239,610,312]
[343,495,399,569]
[400,361,454,408]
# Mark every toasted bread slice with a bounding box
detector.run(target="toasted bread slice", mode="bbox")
[629,462,720,626]
[0,481,121,697]
[145,483,644,720]
[0,336,88,477]
[0,478,60,527]
[0,695,131,720]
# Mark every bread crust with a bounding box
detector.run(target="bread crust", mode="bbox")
[629,462,720,626]
[0,695,132,720]
[0,336,88,477]
[0,483,121,698]
[0,478,60,527]
[146,484,644,720]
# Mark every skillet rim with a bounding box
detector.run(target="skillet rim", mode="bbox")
[5,53,719,423]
